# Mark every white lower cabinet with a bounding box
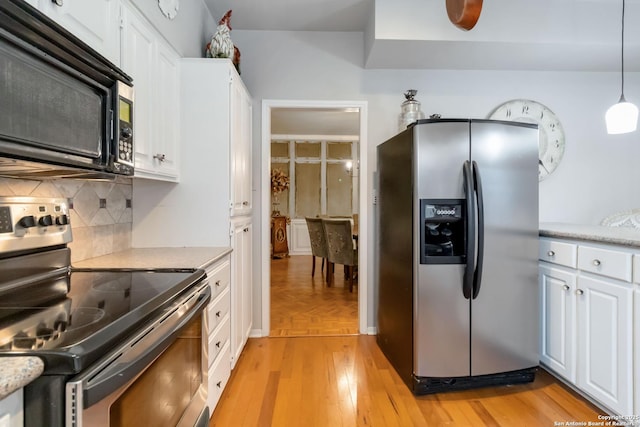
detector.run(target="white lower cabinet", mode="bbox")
[0,389,23,427]
[634,288,640,416]
[575,275,633,415]
[231,218,252,368]
[203,256,231,414]
[539,237,635,416]
[539,264,576,383]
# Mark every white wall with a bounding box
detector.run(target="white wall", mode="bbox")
[232,29,640,331]
[130,0,216,57]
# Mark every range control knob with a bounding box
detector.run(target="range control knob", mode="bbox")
[54,320,68,332]
[36,326,54,340]
[56,214,69,225]
[39,215,53,226]
[13,333,36,349]
[19,215,37,228]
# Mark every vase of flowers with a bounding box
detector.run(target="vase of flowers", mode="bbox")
[270,168,289,216]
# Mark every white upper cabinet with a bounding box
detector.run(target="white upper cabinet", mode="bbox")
[37,0,121,66]
[120,3,180,181]
[230,72,253,216]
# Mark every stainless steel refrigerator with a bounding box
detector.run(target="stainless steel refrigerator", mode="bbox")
[376,119,539,394]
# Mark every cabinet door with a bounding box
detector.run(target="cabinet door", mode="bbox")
[40,0,120,65]
[539,264,576,382]
[576,275,633,415]
[230,76,252,216]
[635,288,640,416]
[152,40,180,179]
[230,219,252,367]
[121,5,155,175]
[241,222,253,343]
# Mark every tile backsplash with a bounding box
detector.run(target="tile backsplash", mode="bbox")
[0,177,132,263]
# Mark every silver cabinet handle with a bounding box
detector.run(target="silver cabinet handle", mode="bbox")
[242,201,249,206]
[52,0,63,6]
[216,311,221,317]
[576,289,584,295]
[592,259,601,266]
[243,227,249,232]
[547,250,555,257]
[216,381,222,388]
[153,153,166,162]
[215,280,221,287]
[562,285,570,291]
[215,341,221,348]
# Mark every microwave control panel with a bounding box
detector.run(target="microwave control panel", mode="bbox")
[114,81,134,173]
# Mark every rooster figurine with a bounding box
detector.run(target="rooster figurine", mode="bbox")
[207,10,234,59]
[206,10,241,74]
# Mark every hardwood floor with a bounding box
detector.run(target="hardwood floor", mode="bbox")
[270,255,358,336]
[210,254,602,426]
[209,335,602,426]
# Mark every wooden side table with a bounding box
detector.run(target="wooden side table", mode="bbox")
[271,215,289,258]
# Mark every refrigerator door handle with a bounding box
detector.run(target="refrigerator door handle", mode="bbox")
[462,160,475,300]
[471,160,485,299]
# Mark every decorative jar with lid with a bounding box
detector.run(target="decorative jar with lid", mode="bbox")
[399,89,425,131]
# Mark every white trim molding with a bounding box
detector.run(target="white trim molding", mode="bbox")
[261,99,369,336]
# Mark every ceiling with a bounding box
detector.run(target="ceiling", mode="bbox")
[203,0,640,71]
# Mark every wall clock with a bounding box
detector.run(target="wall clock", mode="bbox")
[158,0,179,20]
[489,99,566,181]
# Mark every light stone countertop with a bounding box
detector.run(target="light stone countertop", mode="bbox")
[73,247,232,270]
[539,222,640,249]
[0,357,44,400]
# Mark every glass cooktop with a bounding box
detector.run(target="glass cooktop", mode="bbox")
[0,268,205,373]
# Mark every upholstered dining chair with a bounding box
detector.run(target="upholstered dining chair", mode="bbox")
[304,217,329,282]
[322,219,358,292]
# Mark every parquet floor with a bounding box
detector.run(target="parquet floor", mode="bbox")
[270,255,358,336]
[209,335,602,426]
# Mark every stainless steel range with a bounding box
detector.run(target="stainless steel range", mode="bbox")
[0,197,211,427]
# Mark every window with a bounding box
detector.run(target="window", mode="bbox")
[270,139,357,219]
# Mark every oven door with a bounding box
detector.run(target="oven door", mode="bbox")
[66,281,211,427]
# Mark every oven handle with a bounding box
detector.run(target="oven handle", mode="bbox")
[67,282,211,411]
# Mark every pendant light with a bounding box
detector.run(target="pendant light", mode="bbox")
[605,0,638,134]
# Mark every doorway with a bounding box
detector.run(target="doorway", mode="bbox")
[260,100,368,336]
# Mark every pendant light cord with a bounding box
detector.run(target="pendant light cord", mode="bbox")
[620,0,626,101]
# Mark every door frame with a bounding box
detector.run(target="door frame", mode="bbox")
[260,99,369,335]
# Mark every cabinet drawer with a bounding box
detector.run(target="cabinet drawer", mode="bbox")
[208,316,230,368]
[578,245,632,282]
[206,259,230,300]
[207,342,231,413]
[539,239,577,268]
[633,255,640,284]
[206,288,230,333]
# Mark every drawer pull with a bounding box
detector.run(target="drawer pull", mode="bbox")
[216,341,221,348]
[576,289,584,296]
[215,280,221,287]
[592,259,601,266]
[216,381,222,388]
[216,311,221,317]
[562,285,570,291]
[547,250,555,257]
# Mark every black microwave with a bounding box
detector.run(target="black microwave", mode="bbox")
[0,0,134,179]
